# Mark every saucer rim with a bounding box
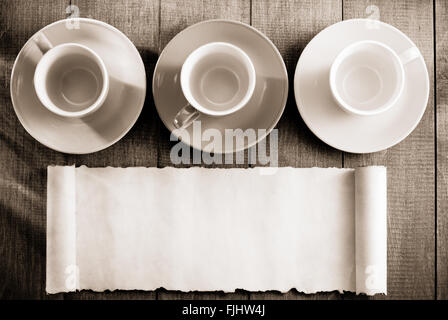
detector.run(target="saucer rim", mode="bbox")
[294,18,430,154]
[10,17,147,154]
[152,19,289,154]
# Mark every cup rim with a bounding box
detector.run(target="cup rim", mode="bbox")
[329,40,405,116]
[34,42,109,118]
[180,41,256,116]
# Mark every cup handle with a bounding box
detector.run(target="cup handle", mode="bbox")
[33,32,53,54]
[173,103,200,129]
[398,46,421,65]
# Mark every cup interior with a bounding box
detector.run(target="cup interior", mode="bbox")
[330,41,403,115]
[34,43,108,117]
[181,42,255,116]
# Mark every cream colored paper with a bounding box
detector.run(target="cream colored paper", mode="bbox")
[46,166,387,295]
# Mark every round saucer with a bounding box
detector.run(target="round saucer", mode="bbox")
[153,20,288,153]
[294,19,429,153]
[11,18,146,154]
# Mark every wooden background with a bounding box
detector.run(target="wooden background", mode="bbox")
[0,0,446,300]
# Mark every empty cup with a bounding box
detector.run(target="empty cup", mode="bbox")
[174,42,256,129]
[33,33,109,118]
[329,40,421,116]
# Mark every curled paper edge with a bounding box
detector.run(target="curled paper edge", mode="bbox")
[46,166,78,294]
[355,166,387,295]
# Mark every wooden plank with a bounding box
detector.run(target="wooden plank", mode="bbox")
[63,0,160,299]
[436,0,448,300]
[343,0,435,299]
[157,0,251,300]
[0,0,69,299]
[250,0,343,300]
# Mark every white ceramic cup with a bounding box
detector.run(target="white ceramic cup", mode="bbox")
[33,32,109,118]
[329,40,421,116]
[174,42,256,129]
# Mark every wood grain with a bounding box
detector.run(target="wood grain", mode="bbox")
[249,0,343,300]
[343,0,435,299]
[436,0,448,300]
[0,0,69,300]
[157,0,251,300]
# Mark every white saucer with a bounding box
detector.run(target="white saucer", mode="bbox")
[153,20,288,153]
[10,18,146,154]
[294,19,429,153]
